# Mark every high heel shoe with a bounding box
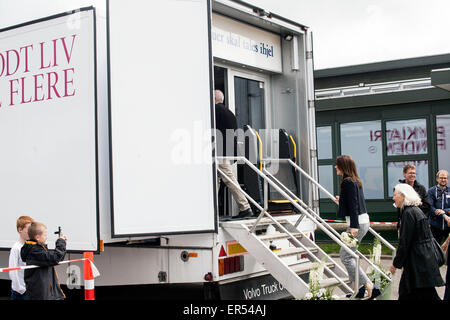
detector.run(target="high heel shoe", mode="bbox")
[346,285,365,299]
[353,285,366,299]
[368,288,381,300]
[365,281,383,299]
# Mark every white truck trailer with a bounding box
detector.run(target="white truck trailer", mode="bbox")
[0,0,393,300]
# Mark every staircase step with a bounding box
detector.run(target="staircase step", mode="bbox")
[242,218,290,227]
[258,232,303,242]
[220,217,293,229]
[268,199,299,204]
[276,247,317,258]
[320,277,350,288]
[290,261,335,275]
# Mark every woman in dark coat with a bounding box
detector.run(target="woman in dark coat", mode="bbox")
[390,183,445,300]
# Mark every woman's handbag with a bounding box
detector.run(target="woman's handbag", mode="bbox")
[432,238,445,267]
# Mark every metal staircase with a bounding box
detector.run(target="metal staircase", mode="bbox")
[221,217,352,299]
[263,158,395,282]
[218,156,396,300]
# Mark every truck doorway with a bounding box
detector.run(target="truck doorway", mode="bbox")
[214,65,270,217]
[214,65,269,130]
[214,65,269,131]
[214,66,227,105]
[234,76,265,131]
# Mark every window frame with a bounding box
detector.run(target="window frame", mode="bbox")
[317,114,435,201]
[316,124,337,201]
[435,113,450,173]
[382,115,432,198]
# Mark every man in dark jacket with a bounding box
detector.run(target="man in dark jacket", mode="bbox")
[397,164,431,230]
[20,222,67,300]
[214,89,253,219]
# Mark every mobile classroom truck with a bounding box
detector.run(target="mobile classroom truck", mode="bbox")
[0,0,346,300]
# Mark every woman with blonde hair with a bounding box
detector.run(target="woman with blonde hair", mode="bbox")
[335,155,379,299]
[390,183,445,300]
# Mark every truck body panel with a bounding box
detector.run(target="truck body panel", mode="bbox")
[0,0,318,299]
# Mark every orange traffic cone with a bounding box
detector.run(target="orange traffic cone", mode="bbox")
[83,252,95,300]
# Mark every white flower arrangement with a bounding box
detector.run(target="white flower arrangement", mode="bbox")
[366,238,391,292]
[340,231,360,248]
[370,239,382,266]
[302,257,338,300]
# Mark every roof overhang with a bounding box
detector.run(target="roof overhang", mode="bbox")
[431,68,450,92]
[315,87,450,112]
[315,54,450,78]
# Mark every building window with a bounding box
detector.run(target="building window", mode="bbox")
[437,114,450,173]
[340,121,384,199]
[385,119,427,156]
[318,165,333,199]
[384,118,429,197]
[387,160,429,197]
[317,126,332,160]
[317,125,335,198]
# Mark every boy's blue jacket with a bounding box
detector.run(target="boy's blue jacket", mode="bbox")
[427,185,450,230]
[20,238,66,300]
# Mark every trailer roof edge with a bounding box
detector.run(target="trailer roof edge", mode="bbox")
[213,0,309,35]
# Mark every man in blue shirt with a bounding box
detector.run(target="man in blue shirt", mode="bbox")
[427,169,450,244]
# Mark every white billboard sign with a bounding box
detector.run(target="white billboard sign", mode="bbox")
[212,13,282,73]
[0,9,98,251]
[108,0,216,236]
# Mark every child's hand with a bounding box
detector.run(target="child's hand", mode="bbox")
[59,234,67,241]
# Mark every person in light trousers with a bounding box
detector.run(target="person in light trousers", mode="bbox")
[335,155,380,299]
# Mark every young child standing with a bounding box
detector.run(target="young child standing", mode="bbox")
[8,216,34,300]
[20,222,67,300]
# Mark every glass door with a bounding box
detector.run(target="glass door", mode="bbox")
[234,76,265,131]
[227,69,270,131]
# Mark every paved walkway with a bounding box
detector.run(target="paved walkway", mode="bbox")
[331,253,447,299]
[380,257,447,299]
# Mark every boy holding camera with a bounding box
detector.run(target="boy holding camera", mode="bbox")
[20,222,67,300]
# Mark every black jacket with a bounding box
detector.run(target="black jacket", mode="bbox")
[215,103,238,157]
[393,205,444,296]
[337,177,368,229]
[20,238,66,300]
[397,179,431,229]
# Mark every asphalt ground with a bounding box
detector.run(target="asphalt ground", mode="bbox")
[380,257,447,299]
[331,253,448,300]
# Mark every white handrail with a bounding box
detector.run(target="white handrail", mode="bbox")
[262,162,393,283]
[217,156,359,292]
[263,158,396,283]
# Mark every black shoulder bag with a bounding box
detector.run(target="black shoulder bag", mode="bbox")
[432,237,445,267]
